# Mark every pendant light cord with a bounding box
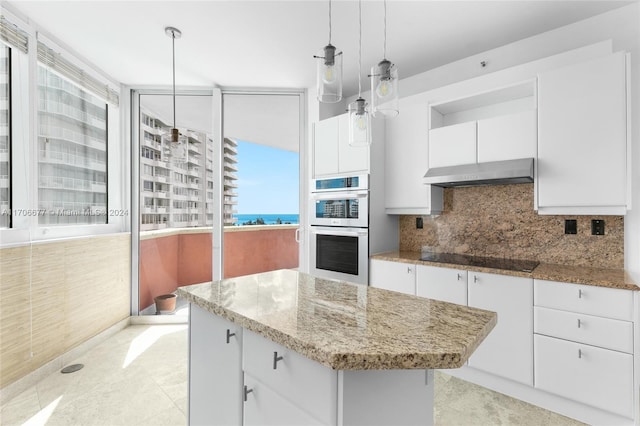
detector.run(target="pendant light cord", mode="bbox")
[171,32,176,130]
[328,0,332,45]
[358,0,362,97]
[383,0,387,59]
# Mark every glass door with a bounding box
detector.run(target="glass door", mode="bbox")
[221,91,305,279]
[134,91,218,316]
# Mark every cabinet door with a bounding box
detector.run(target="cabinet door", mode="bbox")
[385,93,442,214]
[415,265,467,305]
[477,110,536,163]
[467,272,533,385]
[337,114,369,174]
[369,259,415,295]
[537,52,627,213]
[313,116,339,177]
[189,304,243,426]
[243,373,324,426]
[428,121,477,168]
[535,334,633,419]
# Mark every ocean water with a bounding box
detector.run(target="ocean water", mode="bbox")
[234,214,299,225]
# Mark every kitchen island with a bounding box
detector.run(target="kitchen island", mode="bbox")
[178,269,496,426]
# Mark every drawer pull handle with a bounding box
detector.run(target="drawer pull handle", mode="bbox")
[407,266,412,274]
[578,289,583,299]
[226,329,236,344]
[577,319,581,328]
[273,351,284,370]
[243,385,253,402]
[578,349,582,359]
[457,273,462,281]
[473,275,479,283]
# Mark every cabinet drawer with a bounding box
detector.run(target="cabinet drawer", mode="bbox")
[243,330,337,425]
[428,121,477,168]
[534,306,632,354]
[243,373,324,426]
[534,334,633,419]
[534,279,633,321]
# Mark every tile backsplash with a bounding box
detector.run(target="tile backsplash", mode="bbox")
[399,184,623,269]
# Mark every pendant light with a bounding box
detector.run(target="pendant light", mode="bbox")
[162,26,188,163]
[370,0,399,118]
[314,0,343,103]
[348,0,371,147]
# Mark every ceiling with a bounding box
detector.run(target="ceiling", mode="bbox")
[6,0,634,99]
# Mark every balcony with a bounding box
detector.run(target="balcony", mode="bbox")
[138,224,299,312]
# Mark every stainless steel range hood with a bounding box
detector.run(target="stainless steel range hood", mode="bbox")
[423,158,534,187]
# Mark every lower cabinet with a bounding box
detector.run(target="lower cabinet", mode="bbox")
[243,373,325,426]
[534,334,633,419]
[189,304,243,426]
[467,272,533,386]
[369,259,416,295]
[242,330,337,425]
[533,279,635,419]
[416,265,467,305]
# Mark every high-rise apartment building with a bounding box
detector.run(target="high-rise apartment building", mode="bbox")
[37,66,108,225]
[140,109,237,231]
[0,46,9,228]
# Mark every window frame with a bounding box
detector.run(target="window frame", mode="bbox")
[0,14,126,247]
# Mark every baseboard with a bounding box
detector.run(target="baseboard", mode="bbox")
[0,317,130,406]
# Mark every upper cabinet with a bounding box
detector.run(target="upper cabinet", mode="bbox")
[313,114,369,177]
[385,92,443,215]
[428,80,537,169]
[537,52,629,215]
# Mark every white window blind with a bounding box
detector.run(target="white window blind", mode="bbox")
[37,41,119,105]
[0,15,28,53]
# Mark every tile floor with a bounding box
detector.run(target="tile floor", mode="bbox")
[1,324,584,426]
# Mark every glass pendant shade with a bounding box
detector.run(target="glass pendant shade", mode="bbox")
[316,44,343,103]
[371,59,399,118]
[348,98,371,147]
[162,128,188,164]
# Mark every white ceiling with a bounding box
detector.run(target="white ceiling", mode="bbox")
[6,0,634,98]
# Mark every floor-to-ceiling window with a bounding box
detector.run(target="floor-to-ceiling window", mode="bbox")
[221,91,304,279]
[135,92,219,315]
[0,45,10,229]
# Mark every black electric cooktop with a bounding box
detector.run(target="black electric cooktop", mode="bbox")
[420,252,539,273]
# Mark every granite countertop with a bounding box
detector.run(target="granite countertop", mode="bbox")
[177,269,496,371]
[371,251,639,291]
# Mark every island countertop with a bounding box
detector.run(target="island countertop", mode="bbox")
[177,269,496,371]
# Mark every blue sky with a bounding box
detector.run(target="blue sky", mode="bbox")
[235,141,299,214]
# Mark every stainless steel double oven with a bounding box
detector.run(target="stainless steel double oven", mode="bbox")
[309,174,369,285]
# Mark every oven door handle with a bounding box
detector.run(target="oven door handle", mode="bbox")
[310,191,368,201]
[310,227,368,237]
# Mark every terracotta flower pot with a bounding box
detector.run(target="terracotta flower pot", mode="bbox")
[154,293,177,313]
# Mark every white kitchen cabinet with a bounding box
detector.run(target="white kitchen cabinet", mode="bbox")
[243,373,324,426]
[535,335,633,419]
[189,304,243,426]
[467,272,533,385]
[313,115,339,176]
[416,265,467,305]
[384,92,443,215]
[428,80,536,169]
[369,258,416,295]
[243,330,337,425]
[477,110,537,163]
[533,279,635,419]
[428,121,477,168]
[537,52,628,215]
[313,114,369,177]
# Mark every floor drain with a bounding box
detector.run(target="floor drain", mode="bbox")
[61,364,84,374]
